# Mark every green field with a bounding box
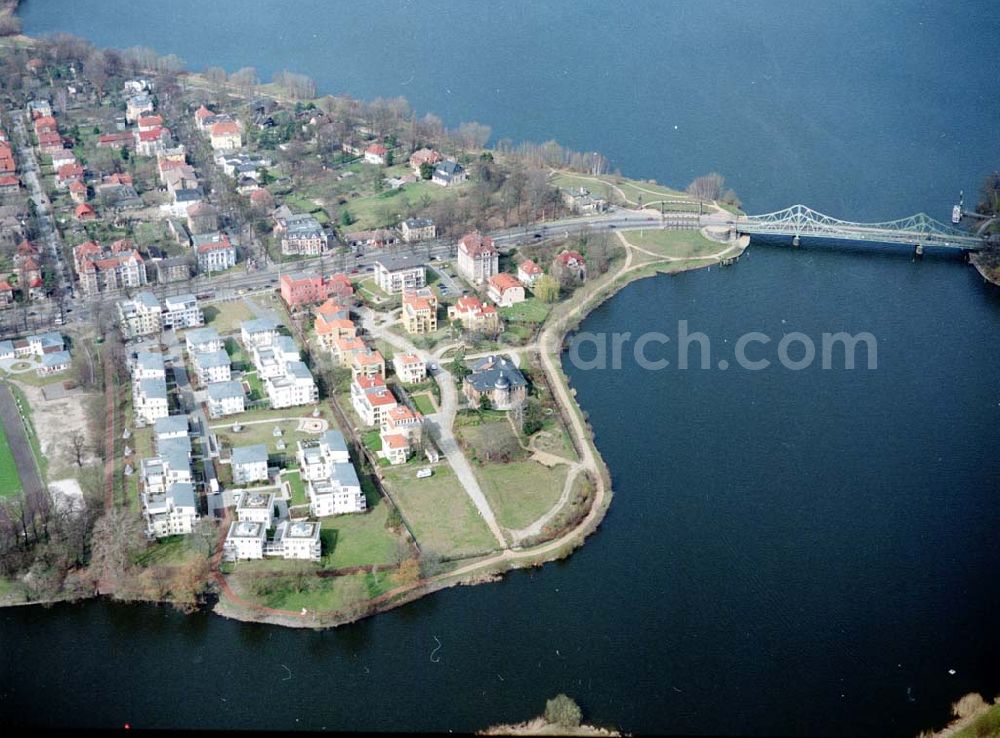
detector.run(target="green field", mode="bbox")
[474,460,569,531]
[624,229,724,259]
[344,178,471,230]
[500,297,551,324]
[233,568,394,612]
[284,470,308,506]
[203,300,256,335]
[0,424,22,498]
[318,487,406,569]
[382,464,499,560]
[134,535,206,566]
[411,393,437,415]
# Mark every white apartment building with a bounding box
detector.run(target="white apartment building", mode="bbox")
[307,462,366,516]
[192,349,232,385]
[251,335,299,380]
[234,490,275,527]
[264,361,318,409]
[373,255,426,294]
[350,375,397,427]
[231,444,269,486]
[223,520,267,561]
[270,521,321,561]
[392,353,427,384]
[296,430,350,482]
[134,377,169,424]
[206,380,245,418]
[118,290,162,339]
[153,414,189,442]
[240,318,279,349]
[162,293,204,330]
[143,482,198,538]
[131,351,166,380]
[185,327,224,355]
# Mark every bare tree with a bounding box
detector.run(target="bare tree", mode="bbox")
[89,506,146,584]
[687,173,725,202]
[70,431,87,467]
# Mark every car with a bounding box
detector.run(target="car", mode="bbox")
[350,268,359,274]
[608,224,616,228]
[533,233,542,239]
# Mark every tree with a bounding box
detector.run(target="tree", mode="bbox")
[89,507,146,585]
[419,161,434,180]
[340,209,354,227]
[385,150,394,167]
[545,695,582,728]
[533,274,560,304]
[394,557,421,585]
[70,431,87,467]
[977,171,1000,215]
[687,172,725,202]
[450,350,470,380]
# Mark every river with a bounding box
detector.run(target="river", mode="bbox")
[5,1,1000,734]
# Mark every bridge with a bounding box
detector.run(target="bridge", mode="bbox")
[731,204,984,251]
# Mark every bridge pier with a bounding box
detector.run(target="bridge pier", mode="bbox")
[792,234,800,248]
[914,243,924,258]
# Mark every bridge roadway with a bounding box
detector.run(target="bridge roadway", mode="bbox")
[731,204,984,250]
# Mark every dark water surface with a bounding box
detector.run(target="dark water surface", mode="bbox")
[5,1,1000,734]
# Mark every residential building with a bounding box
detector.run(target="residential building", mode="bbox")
[364,143,387,165]
[241,318,279,349]
[399,217,436,242]
[487,273,526,307]
[561,187,607,214]
[117,291,162,338]
[351,349,386,380]
[161,294,204,330]
[555,249,588,281]
[264,361,318,409]
[378,431,410,465]
[350,375,397,426]
[206,380,245,418]
[186,202,219,235]
[432,159,466,186]
[392,353,427,384]
[457,232,499,284]
[74,203,97,221]
[331,335,367,367]
[184,327,224,355]
[131,351,166,380]
[463,355,528,410]
[125,93,154,123]
[279,272,353,311]
[379,405,423,465]
[231,444,269,486]
[517,259,543,287]
[209,120,243,151]
[194,232,238,274]
[153,415,189,442]
[374,254,426,294]
[134,377,169,424]
[234,490,275,527]
[343,229,398,251]
[307,462,365,516]
[280,216,328,256]
[271,521,321,561]
[192,349,232,385]
[143,482,197,538]
[409,148,442,175]
[401,288,438,334]
[314,307,355,351]
[74,239,147,296]
[140,436,192,495]
[448,295,500,333]
[0,281,13,306]
[297,430,350,482]
[135,126,171,157]
[252,335,300,380]
[223,520,267,561]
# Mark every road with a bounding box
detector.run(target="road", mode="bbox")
[0,383,44,496]
[4,205,731,339]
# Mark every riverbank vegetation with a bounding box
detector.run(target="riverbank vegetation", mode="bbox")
[479,694,621,736]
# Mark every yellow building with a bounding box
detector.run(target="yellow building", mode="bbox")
[402,288,439,334]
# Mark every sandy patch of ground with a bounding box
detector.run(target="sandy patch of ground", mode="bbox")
[14,380,100,472]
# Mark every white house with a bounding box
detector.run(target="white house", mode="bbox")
[487,273,526,307]
[153,414,189,442]
[206,380,245,418]
[162,293,204,330]
[307,462,366,516]
[241,318,279,349]
[297,430,350,482]
[251,335,299,380]
[134,377,169,424]
[373,255,426,294]
[392,353,427,384]
[223,520,266,561]
[271,521,321,561]
[234,490,275,527]
[192,349,231,385]
[350,375,397,427]
[517,259,543,287]
[185,326,224,355]
[118,291,162,339]
[264,361,318,409]
[132,351,166,380]
[143,482,198,538]
[231,444,269,486]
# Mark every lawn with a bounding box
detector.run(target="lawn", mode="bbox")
[474,460,569,531]
[0,423,21,498]
[624,229,724,260]
[203,300,256,335]
[344,178,471,230]
[319,486,406,569]
[232,568,395,612]
[382,464,500,560]
[500,297,551,324]
[215,417,320,456]
[411,393,437,415]
[134,535,206,566]
[284,469,308,506]
[362,429,382,452]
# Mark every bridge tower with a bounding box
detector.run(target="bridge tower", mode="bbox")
[792,234,801,247]
[914,243,924,258]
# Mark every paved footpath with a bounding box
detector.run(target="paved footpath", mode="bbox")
[0,384,44,495]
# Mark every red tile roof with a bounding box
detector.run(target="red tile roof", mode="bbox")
[459,232,497,256]
[488,273,521,292]
[210,120,241,136]
[519,259,542,275]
